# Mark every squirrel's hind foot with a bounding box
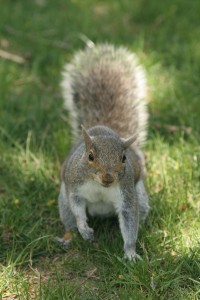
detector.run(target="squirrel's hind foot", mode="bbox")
[55,230,75,249]
[55,236,72,249]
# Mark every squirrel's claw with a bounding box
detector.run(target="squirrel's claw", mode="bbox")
[79,226,94,241]
[124,251,142,262]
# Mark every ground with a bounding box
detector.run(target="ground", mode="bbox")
[0,0,200,299]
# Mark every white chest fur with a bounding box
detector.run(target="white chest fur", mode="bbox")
[77,180,123,216]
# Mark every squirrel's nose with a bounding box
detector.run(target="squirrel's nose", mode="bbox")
[102,173,114,184]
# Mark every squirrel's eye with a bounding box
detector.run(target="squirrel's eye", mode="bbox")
[122,155,126,163]
[88,152,94,161]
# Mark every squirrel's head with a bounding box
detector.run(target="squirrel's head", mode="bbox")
[82,125,137,188]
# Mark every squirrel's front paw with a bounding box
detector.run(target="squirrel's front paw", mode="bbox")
[79,226,94,241]
[124,247,142,261]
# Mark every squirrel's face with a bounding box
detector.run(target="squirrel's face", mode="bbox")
[82,126,137,188]
[85,138,126,187]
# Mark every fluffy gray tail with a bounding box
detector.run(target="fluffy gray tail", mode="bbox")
[61,44,148,147]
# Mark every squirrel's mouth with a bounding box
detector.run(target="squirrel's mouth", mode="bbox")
[101,181,113,188]
[100,173,115,188]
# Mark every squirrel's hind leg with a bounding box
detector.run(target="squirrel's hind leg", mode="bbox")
[56,182,77,247]
[58,182,77,230]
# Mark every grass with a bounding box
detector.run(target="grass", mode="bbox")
[0,0,200,299]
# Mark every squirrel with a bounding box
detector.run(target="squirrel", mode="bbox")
[58,44,150,260]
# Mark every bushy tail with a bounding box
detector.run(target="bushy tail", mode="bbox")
[61,44,148,147]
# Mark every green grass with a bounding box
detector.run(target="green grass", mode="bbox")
[0,0,200,299]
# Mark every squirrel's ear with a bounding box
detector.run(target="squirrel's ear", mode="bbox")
[122,133,138,149]
[81,125,92,149]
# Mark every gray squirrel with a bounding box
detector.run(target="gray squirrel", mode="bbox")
[58,44,150,260]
